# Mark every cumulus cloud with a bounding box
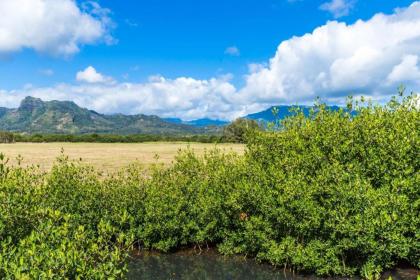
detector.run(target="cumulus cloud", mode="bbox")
[320,0,355,18]
[0,0,114,56]
[225,46,240,56]
[76,66,114,84]
[239,1,420,106]
[1,2,419,120]
[387,55,420,84]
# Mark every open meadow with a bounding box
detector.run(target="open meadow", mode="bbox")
[0,142,245,172]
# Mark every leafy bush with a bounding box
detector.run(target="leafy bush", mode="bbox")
[0,92,418,279]
[222,92,419,277]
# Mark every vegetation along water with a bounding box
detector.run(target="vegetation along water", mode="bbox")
[0,93,418,279]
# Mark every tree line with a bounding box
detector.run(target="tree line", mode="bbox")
[0,131,14,143]
[0,118,260,144]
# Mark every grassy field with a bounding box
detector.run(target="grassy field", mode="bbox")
[0,142,244,172]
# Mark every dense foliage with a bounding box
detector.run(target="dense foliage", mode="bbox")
[0,93,418,279]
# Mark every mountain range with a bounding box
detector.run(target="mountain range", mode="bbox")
[0,97,344,135]
[0,97,216,135]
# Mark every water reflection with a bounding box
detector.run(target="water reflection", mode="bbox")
[127,250,292,280]
[127,249,418,280]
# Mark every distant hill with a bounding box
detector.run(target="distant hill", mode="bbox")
[246,105,342,123]
[0,97,215,135]
[164,118,229,127]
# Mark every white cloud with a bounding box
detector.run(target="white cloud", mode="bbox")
[76,66,114,84]
[0,75,238,121]
[0,0,114,56]
[320,0,355,18]
[248,63,267,74]
[1,2,419,121]
[225,46,240,56]
[239,1,420,105]
[387,55,420,84]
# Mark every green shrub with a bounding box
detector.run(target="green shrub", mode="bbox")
[0,210,129,279]
[221,92,419,277]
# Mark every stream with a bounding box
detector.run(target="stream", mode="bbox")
[127,249,418,280]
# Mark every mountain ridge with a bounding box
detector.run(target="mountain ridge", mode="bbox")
[0,97,214,135]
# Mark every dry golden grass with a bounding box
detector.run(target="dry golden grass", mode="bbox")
[0,142,244,172]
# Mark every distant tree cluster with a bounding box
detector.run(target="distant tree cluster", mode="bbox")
[222,118,261,143]
[0,131,15,143]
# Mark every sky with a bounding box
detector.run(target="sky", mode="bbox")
[0,0,419,120]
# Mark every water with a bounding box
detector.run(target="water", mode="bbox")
[127,249,292,280]
[127,249,419,280]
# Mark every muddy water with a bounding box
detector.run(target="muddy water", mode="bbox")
[127,249,418,280]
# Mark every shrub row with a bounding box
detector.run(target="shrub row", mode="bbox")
[0,93,418,279]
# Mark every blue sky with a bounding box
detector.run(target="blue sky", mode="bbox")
[0,0,419,120]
